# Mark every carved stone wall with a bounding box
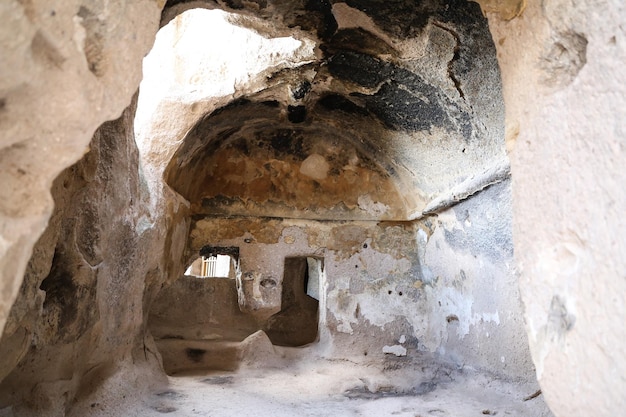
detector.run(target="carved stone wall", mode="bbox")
[0,1,623,416]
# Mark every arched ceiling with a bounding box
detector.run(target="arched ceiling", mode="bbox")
[165,95,418,220]
[163,0,505,221]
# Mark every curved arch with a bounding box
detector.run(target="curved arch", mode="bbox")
[165,95,423,220]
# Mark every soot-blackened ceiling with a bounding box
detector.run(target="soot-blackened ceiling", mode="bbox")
[164,0,505,221]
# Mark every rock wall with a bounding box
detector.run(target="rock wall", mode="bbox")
[0,1,622,416]
[150,178,531,380]
[421,180,532,378]
[0,97,179,416]
[0,0,161,338]
[483,0,626,415]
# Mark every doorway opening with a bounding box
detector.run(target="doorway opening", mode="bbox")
[264,257,322,347]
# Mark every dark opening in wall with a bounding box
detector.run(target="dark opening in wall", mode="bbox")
[264,257,320,347]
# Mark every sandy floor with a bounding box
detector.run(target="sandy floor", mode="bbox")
[121,358,552,417]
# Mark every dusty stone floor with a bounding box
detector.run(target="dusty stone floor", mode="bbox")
[97,356,551,417]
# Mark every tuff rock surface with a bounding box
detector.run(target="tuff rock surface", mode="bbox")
[0,1,623,417]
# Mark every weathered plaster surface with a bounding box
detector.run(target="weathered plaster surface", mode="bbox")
[184,218,420,358]
[422,180,533,379]
[171,192,530,380]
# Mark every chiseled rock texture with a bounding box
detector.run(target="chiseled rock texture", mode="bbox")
[0,2,163,414]
[0,97,175,416]
[0,0,161,339]
[0,0,623,417]
[487,1,626,415]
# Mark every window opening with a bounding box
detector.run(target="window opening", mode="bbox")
[184,246,240,278]
[184,255,232,278]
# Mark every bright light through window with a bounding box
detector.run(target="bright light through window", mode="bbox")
[184,255,232,278]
